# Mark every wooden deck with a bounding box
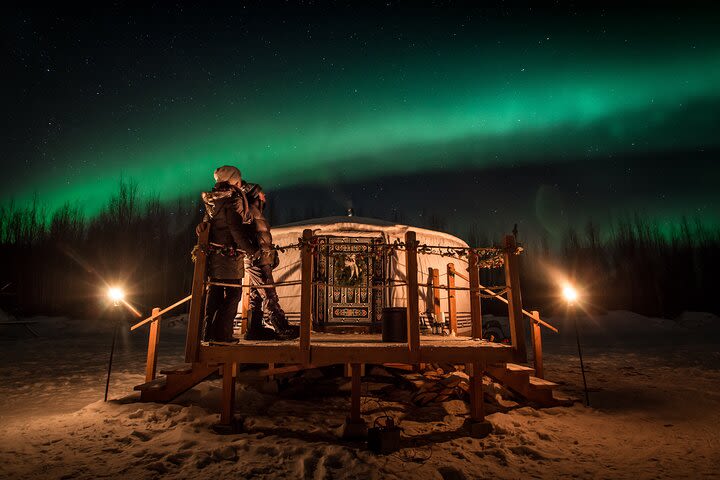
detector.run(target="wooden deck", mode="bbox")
[130,229,553,432]
[198,333,514,365]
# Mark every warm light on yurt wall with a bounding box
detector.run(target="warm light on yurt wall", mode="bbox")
[263,216,472,332]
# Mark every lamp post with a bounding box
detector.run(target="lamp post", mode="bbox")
[563,285,589,407]
[104,287,125,402]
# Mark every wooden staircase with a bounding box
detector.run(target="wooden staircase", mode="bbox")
[134,363,219,402]
[485,362,567,406]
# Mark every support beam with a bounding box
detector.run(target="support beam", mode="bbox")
[220,362,236,426]
[344,363,365,377]
[341,362,368,439]
[531,311,544,379]
[185,223,210,363]
[469,361,485,420]
[468,250,483,340]
[299,229,314,364]
[466,361,492,437]
[145,308,161,383]
[350,362,361,423]
[447,263,458,335]
[504,235,527,363]
[404,231,420,362]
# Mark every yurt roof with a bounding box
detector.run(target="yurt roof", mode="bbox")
[273,216,469,248]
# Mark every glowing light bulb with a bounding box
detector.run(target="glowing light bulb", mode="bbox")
[108,287,125,302]
[562,285,578,303]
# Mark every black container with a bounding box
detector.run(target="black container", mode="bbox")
[367,417,401,454]
[381,307,407,342]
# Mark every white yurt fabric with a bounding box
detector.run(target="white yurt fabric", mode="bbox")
[260,216,472,327]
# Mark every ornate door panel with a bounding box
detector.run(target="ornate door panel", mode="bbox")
[314,236,384,326]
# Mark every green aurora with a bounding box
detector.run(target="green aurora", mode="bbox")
[4,7,720,228]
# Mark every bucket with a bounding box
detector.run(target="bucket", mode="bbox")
[382,307,407,342]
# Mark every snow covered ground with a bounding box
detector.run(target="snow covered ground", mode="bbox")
[1,311,719,479]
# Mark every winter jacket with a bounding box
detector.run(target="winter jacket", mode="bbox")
[201,182,254,279]
[240,181,278,267]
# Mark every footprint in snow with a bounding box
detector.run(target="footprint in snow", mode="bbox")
[254,445,280,456]
[145,461,168,474]
[212,445,237,461]
[509,445,550,461]
[130,430,152,442]
[437,465,467,480]
[166,451,192,465]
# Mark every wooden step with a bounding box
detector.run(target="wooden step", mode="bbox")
[503,363,534,375]
[486,363,534,379]
[484,364,561,406]
[528,376,558,390]
[134,377,167,392]
[160,364,193,375]
[135,363,219,403]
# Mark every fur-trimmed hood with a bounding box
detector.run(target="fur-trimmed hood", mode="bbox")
[201,188,234,220]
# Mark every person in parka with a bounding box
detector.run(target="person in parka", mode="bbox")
[200,165,277,343]
[240,180,300,339]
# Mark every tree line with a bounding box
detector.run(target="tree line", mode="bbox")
[520,215,720,318]
[1,181,718,319]
[0,181,200,318]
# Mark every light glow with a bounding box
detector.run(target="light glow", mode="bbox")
[562,285,578,304]
[108,287,125,303]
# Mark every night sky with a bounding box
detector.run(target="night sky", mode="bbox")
[3,4,720,241]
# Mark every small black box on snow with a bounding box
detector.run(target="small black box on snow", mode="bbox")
[367,417,401,454]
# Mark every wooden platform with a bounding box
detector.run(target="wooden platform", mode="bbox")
[198,333,514,365]
[130,229,556,430]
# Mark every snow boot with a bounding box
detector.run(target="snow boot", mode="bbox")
[244,309,280,341]
[268,311,300,340]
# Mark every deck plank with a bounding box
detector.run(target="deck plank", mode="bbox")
[198,333,512,365]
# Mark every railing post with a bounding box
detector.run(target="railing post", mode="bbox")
[447,263,458,335]
[531,311,544,379]
[504,235,527,363]
[299,229,314,364]
[431,268,441,330]
[468,250,483,339]
[185,223,210,363]
[240,274,250,334]
[405,231,420,362]
[145,307,161,382]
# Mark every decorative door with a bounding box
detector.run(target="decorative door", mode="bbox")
[314,236,384,327]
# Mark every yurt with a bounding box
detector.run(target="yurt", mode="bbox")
[262,216,473,333]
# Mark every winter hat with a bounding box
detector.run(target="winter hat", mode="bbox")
[214,165,242,186]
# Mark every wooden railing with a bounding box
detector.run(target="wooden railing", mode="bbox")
[133,224,552,379]
[405,231,421,362]
[299,228,313,364]
[130,295,192,331]
[144,307,161,382]
[449,268,558,334]
[130,297,193,383]
[186,223,210,363]
[447,237,557,376]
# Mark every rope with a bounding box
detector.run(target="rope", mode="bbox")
[203,279,505,292]
[194,236,517,269]
[312,281,406,290]
[272,238,517,267]
[424,284,510,295]
[207,280,303,289]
